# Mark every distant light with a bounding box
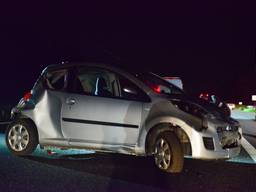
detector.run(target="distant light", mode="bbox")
[199,93,209,100]
[227,103,236,110]
[61,61,69,64]
[239,102,243,105]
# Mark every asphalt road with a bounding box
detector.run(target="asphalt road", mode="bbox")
[1,124,256,192]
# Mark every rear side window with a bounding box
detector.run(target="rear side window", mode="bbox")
[44,69,68,91]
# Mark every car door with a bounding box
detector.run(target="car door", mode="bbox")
[37,67,70,145]
[61,66,147,146]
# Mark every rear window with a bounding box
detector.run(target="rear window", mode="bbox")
[44,69,67,91]
[136,73,184,95]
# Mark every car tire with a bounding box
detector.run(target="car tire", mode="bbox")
[5,119,38,156]
[154,132,184,173]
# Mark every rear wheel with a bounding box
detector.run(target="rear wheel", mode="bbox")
[5,119,38,156]
[154,132,184,173]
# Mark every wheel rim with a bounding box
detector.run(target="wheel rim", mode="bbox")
[154,138,171,170]
[8,124,29,152]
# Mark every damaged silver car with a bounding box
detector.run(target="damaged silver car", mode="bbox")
[6,62,242,173]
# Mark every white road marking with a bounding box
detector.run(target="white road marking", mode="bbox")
[241,137,256,162]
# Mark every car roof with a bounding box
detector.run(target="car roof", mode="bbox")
[45,62,121,72]
[42,62,143,83]
[43,62,152,75]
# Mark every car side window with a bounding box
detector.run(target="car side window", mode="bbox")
[73,67,118,97]
[117,75,150,102]
[44,69,68,91]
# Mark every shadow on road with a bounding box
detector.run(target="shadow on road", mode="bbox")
[23,152,256,191]
[0,124,8,134]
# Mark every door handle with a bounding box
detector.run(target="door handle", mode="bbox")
[66,98,76,105]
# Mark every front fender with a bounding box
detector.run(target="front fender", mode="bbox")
[136,116,197,155]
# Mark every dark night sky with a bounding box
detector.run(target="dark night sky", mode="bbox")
[0,2,256,104]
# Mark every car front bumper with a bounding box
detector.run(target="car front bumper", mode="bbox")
[189,125,242,160]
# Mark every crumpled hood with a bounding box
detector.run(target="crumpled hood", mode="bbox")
[166,94,232,121]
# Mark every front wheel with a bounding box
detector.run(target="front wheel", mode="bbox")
[5,119,38,156]
[154,132,184,173]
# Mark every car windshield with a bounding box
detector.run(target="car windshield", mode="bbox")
[135,73,185,95]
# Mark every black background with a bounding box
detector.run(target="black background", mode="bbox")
[1,2,255,104]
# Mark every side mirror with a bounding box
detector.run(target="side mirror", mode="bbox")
[123,87,138,95]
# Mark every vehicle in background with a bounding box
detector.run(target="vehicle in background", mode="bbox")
[199,93,210,101]
[227,103,236,110]
[164,77,183,90]
[199,93,231,117]
[6,63,241,173]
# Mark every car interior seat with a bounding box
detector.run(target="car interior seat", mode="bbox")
[95,77,112,96]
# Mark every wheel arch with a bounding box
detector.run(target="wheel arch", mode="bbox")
[144,122,192,156]
[12,114,39,142]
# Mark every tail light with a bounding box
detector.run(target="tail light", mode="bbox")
[23,91,32,102]
[199,93,209,100]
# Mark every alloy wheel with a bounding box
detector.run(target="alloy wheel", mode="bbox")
[154,137,172,170]
[8,124,29,152]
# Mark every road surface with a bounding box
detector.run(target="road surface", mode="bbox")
[0,124,256,192]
